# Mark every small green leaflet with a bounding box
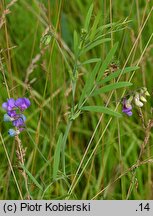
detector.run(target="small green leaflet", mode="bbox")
[92,82,133,96]
[80,106,122,117]
[53,133,63,179]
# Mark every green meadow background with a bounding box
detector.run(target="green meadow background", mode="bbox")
[0,0,153,200]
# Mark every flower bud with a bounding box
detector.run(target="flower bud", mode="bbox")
[140,87,150,96]
[4,114,12,122]
[8,129,19,137]
[140,95,147,102]
[145,91,150,96]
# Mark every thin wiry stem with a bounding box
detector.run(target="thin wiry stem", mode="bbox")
[0,133,23,199]
[0,58,10,98]
[126,119,153,199]
[91,158,153,200]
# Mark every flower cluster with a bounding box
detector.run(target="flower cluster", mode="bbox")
[2,98,30,136]
[122,87,150,116]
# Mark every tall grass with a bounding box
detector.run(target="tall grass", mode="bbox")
[0,0,153,200]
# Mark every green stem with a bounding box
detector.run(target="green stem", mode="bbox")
[62,121,72,174]
[62,42,81,175]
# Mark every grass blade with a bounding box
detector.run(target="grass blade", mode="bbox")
[73,30,79,55]
[80,106,122,117]
[53,133,63,179]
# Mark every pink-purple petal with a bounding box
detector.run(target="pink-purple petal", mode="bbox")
[15,98,30,111]
[7,110,17,117]
[2,102,8,110]
[13,118,25,127]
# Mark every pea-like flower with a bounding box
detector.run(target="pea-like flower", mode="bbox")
[122,98,133,116]
[12,116,26,127]
[15,98,31,111]
[121,87,150,117]
[2,98,16,111]
[7,110,17,117]
[2,97,30,137]
[134,93,143,107]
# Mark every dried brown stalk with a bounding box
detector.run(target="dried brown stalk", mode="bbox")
[138,119,153,161]
[15,135,30,199]
[138,108,146,129]
[0,0,18,29]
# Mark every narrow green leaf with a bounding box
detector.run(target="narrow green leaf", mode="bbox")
[90,12,101,41]
[98,66,139,84]
[53,133,63,179]
[80,38,111,55]
[95,19,131,36]
[73,30,79,55]
[80,106,122,117]
[92,82,133,96]
[78,61,101,107]
[20,164,43,191]
[95,23,116,35]
[81,58,101,65]
[96,42,118,82]
[84,4,94,31]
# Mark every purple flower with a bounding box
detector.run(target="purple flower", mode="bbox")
[2,97,30,137]
[15,98,31,111]
[13,118,25,127]
[2,98,16,111]
[7,110,17,117]
[12,114,26,128]
[122,98,133,116]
